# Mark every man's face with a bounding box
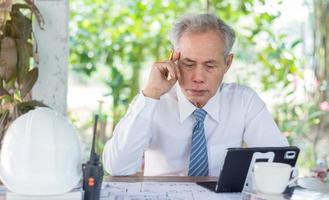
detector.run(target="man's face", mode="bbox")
[177,30,233,107]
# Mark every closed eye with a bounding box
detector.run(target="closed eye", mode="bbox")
[206,64,215,68]
[182,62,194,67]
[204,60,218,68]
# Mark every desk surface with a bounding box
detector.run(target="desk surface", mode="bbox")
[105,175,218,182]
[0,176,328,200]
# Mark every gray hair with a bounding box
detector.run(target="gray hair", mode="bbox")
[169,13,236,57]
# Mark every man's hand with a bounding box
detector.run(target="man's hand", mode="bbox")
[143,51,180,99]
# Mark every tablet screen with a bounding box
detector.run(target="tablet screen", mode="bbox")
[215,146,300,193]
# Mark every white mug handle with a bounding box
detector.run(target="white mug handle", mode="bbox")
[287,167,299,187]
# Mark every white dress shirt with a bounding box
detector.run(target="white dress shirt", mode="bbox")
[103,83,289,176]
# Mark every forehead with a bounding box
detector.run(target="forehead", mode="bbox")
[177,31,225,61]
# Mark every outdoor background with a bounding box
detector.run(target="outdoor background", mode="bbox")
[68,0,329,175]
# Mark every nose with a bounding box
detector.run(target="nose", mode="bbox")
[191,66,205,83]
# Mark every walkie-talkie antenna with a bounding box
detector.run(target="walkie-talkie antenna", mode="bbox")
[90,114,99,162]
[82,114,103,200]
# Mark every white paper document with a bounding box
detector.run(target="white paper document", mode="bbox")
[101,182,242,200]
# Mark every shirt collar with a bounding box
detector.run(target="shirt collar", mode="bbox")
[177,84,221,123]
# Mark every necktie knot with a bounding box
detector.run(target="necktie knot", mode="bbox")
[193,109,207,123]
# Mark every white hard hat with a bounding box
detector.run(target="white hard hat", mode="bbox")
[0,107,82,195]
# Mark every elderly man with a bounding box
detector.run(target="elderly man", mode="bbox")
[103,13,288,176]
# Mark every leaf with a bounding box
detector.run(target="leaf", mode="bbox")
[0,110,9,130]
[0,37,17,82]
[291,40,301,49]
[23,0,45,30]
[16,100,47,115]
[0,93,14,102]
[19,67,38,98]
[0,37,17,68]
[9,4,32,40]
[17,100,47,108]
[0,110,9,131]
[0,110,9,147]
[27,42,33,56]
[0,87,10,97]
[0,65,15,82]
[15,39,30,84]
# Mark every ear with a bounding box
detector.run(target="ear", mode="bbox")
[224,53,234,73]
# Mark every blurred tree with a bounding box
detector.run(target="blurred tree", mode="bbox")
[309,0,329,161]
[70,0,293,129]
[313,0,329,98]
[70,0,328,170]
[70,0,196,129]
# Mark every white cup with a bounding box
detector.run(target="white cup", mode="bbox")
[252,162,295,194]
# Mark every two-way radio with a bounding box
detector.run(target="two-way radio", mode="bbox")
[82,115,103,200]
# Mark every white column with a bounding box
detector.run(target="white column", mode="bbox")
[32,0,69,115]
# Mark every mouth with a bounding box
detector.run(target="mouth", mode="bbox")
[186,89,207,96]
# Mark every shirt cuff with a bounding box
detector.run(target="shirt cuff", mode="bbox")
[130,92,159,119]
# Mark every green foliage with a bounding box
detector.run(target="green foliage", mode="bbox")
[70,0,198,126]
[275,94,327,143]
[70,0,326,170]
[297,144,316,173]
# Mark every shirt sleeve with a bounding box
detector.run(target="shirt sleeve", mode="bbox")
[243,90,289,147]
[102,92,158,175]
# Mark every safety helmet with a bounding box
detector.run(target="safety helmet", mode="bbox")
[0,107,82,195]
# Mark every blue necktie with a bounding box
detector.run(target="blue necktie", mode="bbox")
[188,109,209,176]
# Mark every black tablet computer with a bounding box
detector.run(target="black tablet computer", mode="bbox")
[197,146,300,193]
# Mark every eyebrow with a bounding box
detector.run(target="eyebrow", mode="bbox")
[182,58,217,64]
[181,58,196,63]
[204,60,217,63]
